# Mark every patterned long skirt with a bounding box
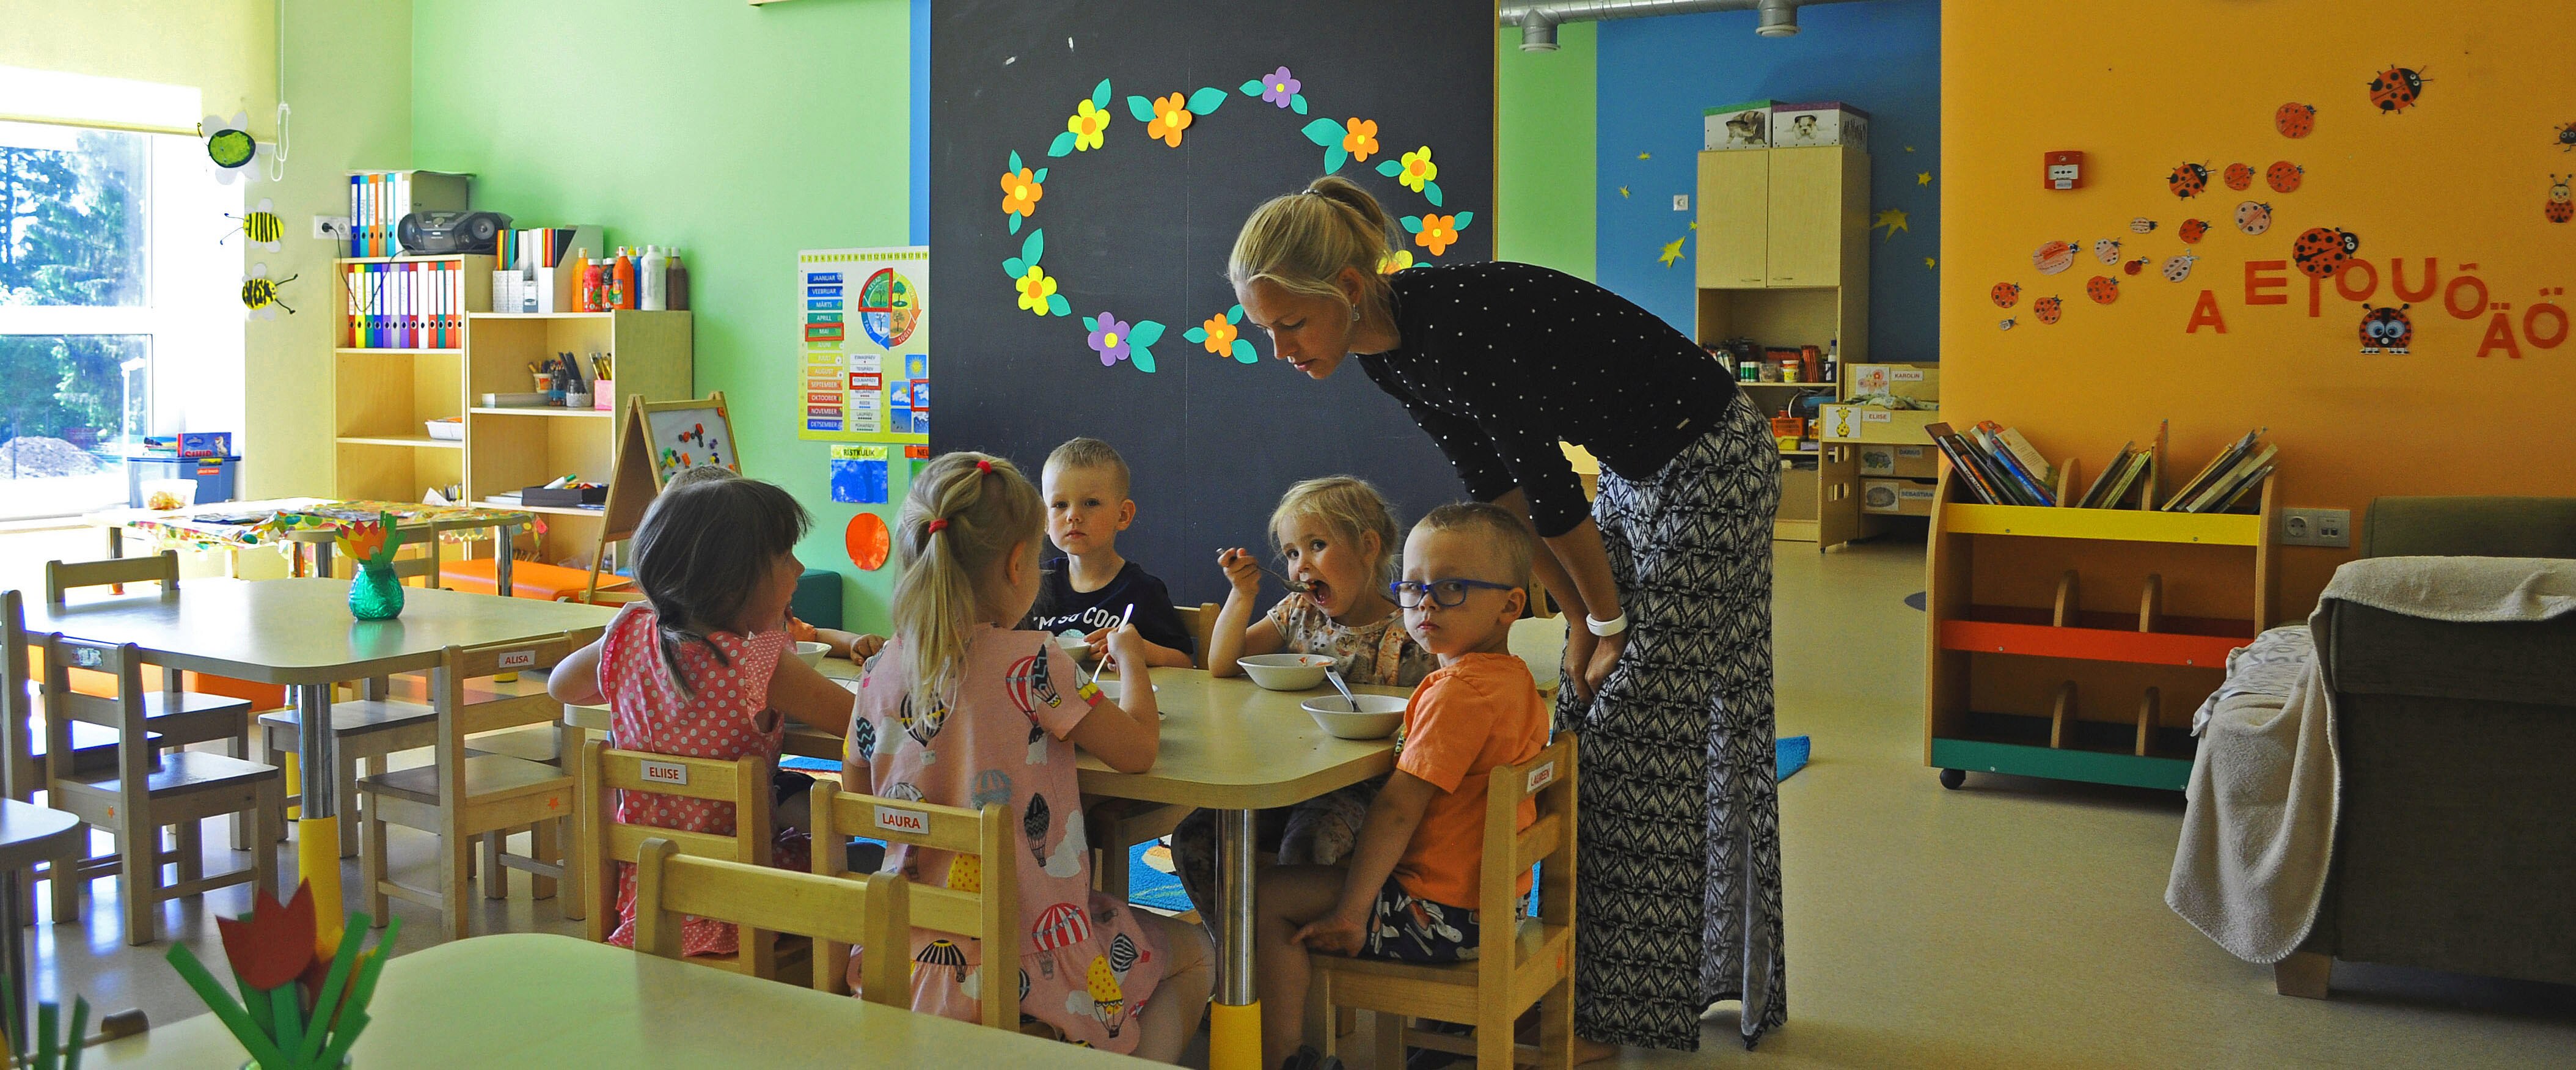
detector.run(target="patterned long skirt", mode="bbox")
[1564,393,1784,1050]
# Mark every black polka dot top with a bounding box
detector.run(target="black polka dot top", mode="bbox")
[1357,260,1740,538]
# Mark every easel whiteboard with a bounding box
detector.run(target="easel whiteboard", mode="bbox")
[644,403,736,483]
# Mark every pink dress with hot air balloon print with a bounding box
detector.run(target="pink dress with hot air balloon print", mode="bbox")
[843,625,1167,1054]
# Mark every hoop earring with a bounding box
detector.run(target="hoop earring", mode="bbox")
[1350,308,1361,323]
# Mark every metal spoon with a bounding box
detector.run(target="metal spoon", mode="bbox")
[1264,563,1314,595]
[1325,668,1361,711]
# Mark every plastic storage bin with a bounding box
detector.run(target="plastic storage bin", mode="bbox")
[126,454,238,509]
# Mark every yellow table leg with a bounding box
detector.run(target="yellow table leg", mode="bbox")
[298,816,345,945]
[283,752,302,820]
[1209,999,1264,1070]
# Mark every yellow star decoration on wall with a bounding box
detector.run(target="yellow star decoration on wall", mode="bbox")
[1657,238,1687,267]
[1872,207,1909,239]
[1917,172,1933,186]
[1638,152,1652,159]
[1619,186,1630,198]
[1924,256,1937,269]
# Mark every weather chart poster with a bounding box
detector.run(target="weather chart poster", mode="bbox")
[798,246,931,444]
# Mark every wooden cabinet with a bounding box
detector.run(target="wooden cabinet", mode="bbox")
[1694,146,1868,289]
[1694,151,1769,288]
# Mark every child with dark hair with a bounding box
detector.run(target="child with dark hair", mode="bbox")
[549,466,858,958]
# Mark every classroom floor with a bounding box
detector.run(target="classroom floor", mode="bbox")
[19,536,2576,1066]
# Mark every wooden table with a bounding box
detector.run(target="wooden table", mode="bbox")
[23,579,613,925]
[0,800,82,1046]
[86,497,535,595]
[92,932,1140,1066]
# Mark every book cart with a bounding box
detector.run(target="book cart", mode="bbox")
[1922,453,2279,791]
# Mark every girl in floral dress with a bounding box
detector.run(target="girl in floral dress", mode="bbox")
[549,467,857,957]
[845,452,1211,1061]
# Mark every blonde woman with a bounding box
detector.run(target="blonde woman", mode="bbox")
[1229,177,1784,1057]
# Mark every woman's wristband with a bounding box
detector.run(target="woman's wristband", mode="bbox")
[1585,612,1628,637]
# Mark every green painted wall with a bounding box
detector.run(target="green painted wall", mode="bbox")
[411,0,913,628]
[1495,23,1595,280]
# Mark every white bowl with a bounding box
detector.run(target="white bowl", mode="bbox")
[794,641,830,668]
[1303,694,1407,740]
[1237,653,1336,691]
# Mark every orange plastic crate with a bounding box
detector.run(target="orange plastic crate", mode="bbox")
[440,559,629,601]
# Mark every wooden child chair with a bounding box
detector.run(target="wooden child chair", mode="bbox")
[1174,601,1220,669]
[357,636,580,941]
[42,554,255,769]
[577,739,800,981]
[1087,602,1211,904]
[808,782,1018,1027]
[256,676,442,861]
[39,635,284,945]
[1311,736,1579,1069]
[630,837,911,1007]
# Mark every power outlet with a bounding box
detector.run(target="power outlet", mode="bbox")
[1672,194,1690,211]
[2281,508,2351,548]
[313,214,350,240]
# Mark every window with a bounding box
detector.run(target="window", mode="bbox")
[0,114,239,520]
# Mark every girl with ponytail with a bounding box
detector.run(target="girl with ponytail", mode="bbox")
[846,451,1211,1060]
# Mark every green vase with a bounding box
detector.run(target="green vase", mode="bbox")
[348,562,404,620]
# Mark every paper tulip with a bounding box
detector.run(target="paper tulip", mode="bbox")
[216,882,318,991]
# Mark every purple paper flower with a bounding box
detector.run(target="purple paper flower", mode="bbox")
[1260,67,1300,108]
[1088,312,1132,365]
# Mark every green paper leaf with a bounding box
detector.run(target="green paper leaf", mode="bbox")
[1376,159,1403,177]
[1300,118,1345,147]
[1022,229,1044,265]
[269,978,305,1064]
[1400,215,1424,234]
[1047,131,1077,157]
[164,945,291,1069]
[1008,214,1022,235]
[1183,326,1207,343]
[1232,339,1259,364]
[1291,93,1309,115]
[1129,320,1165,348]
[35,1003,56,1070]
[345,915,401,1013]
[1008,150,1023,172]
[1126,95,1157,123]
[1081,315,1098,331]
[7,969,26,1061]
[1227,303,1245,324]
[1324,146,1347,174]
[1091,79,1111,109]
[1424,181,1443,208]
[1452,211,1475,230]
[1031,167,1047,183]
[1003,257,1026,279]
[1188,87,1228,114]
[1132,346,1156,373]
[298,917,373,1064]
[1240,79,1264,97]
[62,997,87,1070]
[316,1007,372,1069]
[1046,293,1070,317]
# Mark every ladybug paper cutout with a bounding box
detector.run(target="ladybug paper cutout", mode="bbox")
[2549,175,2573,223]
[2168,163,2210,198]
[2032,296,2063,324]
[2368,65,2426,114]
[2129,218,2159,234]
[2223,163,2255,191]
[2267,161,2304,193]
[2291,227,2362,279]
[2085,276,2120,305]
[2178,218,2211,244]
[2092,238,2122,264]
[1991,282,2022,308]
[2557,122,2576,152]
[2032,240,2078,275]
[2235,201,2274,236]
[2162,252,2200,282]
[2124,256,2151,276]
[2277,102,2317,138]
[2358,303,2413,354]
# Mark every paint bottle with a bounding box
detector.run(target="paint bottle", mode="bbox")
[664,251,689,312]
[639,245,668,311]
[612,248,637,310]
[575,249,602,312]
[1826,338,1839,384]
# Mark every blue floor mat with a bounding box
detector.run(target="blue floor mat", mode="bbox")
[1777,735,1811,781]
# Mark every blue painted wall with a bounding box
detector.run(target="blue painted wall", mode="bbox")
[1595,0,1941,358]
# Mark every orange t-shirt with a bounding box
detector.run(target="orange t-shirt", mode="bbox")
[1391,653,1551,909]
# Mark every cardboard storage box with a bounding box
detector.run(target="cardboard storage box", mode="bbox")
[1771,101,1870,151]
[1703,100,1777,150]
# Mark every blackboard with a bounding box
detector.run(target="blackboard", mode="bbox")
[931,0,1496,607]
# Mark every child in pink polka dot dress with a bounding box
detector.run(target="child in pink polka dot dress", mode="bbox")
[550,467,860,958]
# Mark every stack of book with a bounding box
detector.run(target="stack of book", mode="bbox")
[2157,428,2275,514]
[1925,420,2058,506]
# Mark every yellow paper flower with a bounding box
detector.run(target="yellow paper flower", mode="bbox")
[1341,119,1379,163]
[1067,99,1108,151]
[1380,249,1415,274]
[1015,266,1057,315]
[1199,313,1237,354]
[1400,147,1438,192]
[1000,167,1044,218]
[1147,92,1193,147]
[1416,214,1458,257]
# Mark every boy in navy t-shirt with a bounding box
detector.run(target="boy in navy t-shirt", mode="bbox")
[1026,438,1196,668]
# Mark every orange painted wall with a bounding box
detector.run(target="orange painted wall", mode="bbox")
[1942,0,2576,617]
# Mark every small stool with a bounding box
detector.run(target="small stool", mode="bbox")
[0,800,84,1034]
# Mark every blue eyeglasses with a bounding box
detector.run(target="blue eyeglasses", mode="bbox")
[1389,579,1520,608]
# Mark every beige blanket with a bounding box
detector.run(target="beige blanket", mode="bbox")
[2166,556,2576,963]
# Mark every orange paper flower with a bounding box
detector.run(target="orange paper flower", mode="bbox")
[1199,313,1237,354]
[1341,118,1379,163]
[1147,92,1193,147]
[1416,214,1459,257]
[1000,167,1044,218]
[218,881,319,991]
